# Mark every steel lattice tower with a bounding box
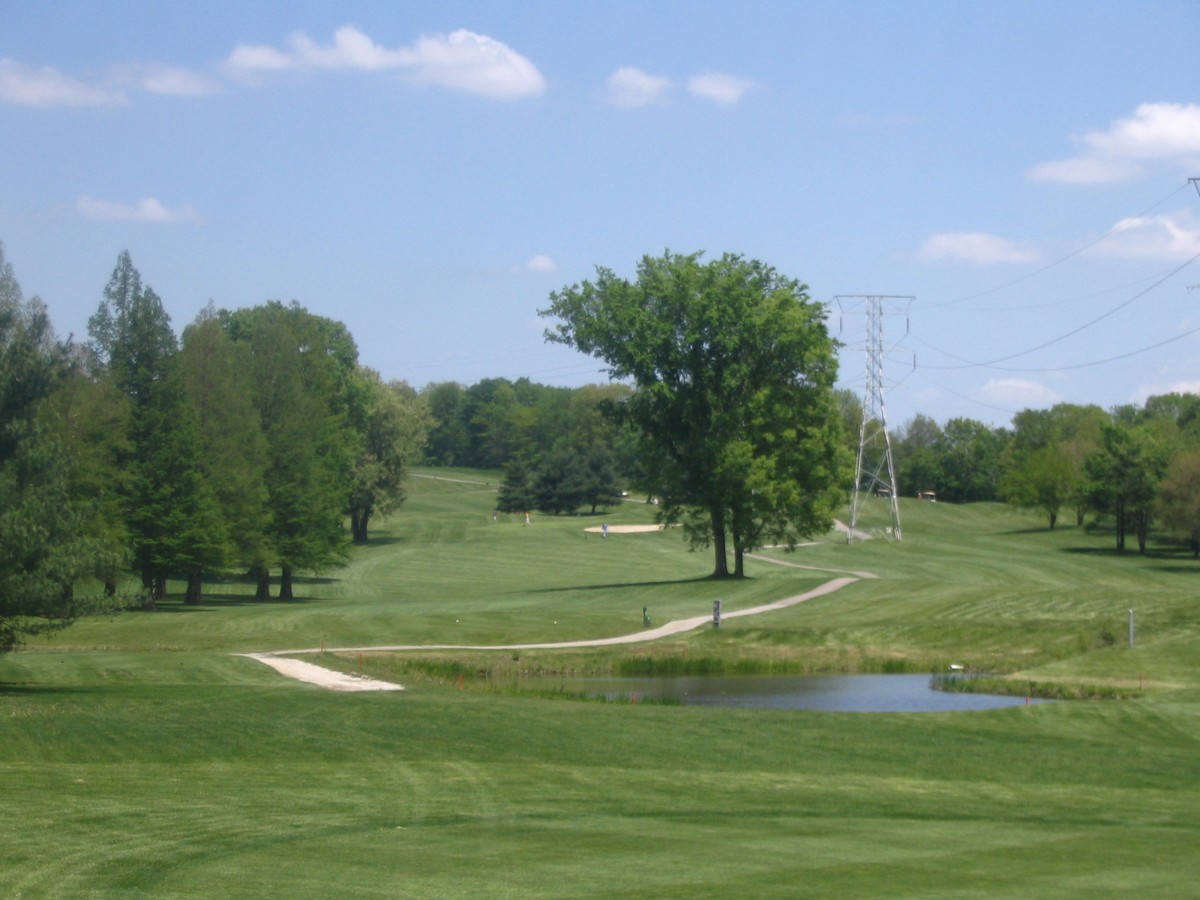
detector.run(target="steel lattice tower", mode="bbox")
[843,295,904,542]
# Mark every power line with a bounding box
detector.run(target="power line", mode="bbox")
[918,181,1191,311]
[918,249,1200,370]
[970,322,1200,374]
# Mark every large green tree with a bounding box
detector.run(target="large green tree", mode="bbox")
[542,251,845,577]
[180,308,272,587]
[1160,448,1200,557]
[89,255,225,604]
[222,302,355,600]
[346,371,431,543]
[0,245,102,648]
[1085,422,1167,553]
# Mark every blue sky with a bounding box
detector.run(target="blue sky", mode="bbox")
[2,1,1198,429]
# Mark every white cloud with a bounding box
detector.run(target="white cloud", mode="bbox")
[603,67,672,108]
[1029,102,1200,184]
[917,232,1041,265]
[687,71,754,105]
[225,26,546,99]
[225,43,293,74]
[526,254,556,273]
[1027,156,1140,185]
[130,64,220,97]
[1088,211,1200,260]
[77,196,198,223]
[399,30,546,99]
[978,379,1060,409]
[1131,380,1200,406]
[0,58,125,107]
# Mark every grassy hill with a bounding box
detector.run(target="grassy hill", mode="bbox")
[2,469,1198,896]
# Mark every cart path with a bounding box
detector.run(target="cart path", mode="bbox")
[239,653,405,691]
[241,561,874,691]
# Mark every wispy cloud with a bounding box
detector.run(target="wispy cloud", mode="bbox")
[1132,379,1200,405]
[0,58,125,107]
[978,378,1060,409]
[917,232,1041,265]
[1086,211,1200,260]
[686,71,754,105]
[1029,102,1200,184]
[604,67,756,108]
[77,196,199,224]
[526,254,556,273]
[0,57,217,107]
[603,67,672,108]
[225,26,546,100]
[124,63,220,97]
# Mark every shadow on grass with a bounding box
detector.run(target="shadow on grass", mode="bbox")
[530,575,735,594]
[1058,545,1197,562]
[0,683,94,696]
[130,592,317,612]
[357,534,406,547]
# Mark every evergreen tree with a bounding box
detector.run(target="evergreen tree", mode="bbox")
[222,302,354,600]
[0,244,101,648]
[496,457,536,515]
[88,254,224,603]
[180,309,272,587]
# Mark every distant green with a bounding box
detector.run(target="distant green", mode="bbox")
[3,470,1199,897]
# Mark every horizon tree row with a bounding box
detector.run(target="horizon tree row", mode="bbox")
[1,245,431,635]
[888,397,1200,554]
[421,377,640,516]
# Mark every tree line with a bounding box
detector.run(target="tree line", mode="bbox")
[420,377,640,516]
[0,245,430,647]
[874,397,1200,554]
[7,239,1197,650]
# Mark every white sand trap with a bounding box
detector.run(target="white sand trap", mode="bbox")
[241,653,403,692]
[583,524,667,534]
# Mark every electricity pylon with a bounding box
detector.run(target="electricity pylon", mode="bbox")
[838,295,907,543]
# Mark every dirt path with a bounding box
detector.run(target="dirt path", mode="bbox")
[242,560,872,691]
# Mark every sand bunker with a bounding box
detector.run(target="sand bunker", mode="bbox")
[582,524,667,534]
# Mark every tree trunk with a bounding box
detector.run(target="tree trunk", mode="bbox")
[153,574,167,602]
[1048,511,1057,529]
[734,546,745,577]
[279,565,295,601]
[185,572,202,605]
[253,566,271,603]
[104,578,117,598]
[711,508,730,578]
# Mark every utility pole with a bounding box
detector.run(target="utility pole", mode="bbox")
[837,295,910,543]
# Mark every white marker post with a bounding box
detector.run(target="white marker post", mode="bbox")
[713,599,721,629]
[1129,609,1135,648]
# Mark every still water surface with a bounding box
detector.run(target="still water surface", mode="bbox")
[511,673,1046,712]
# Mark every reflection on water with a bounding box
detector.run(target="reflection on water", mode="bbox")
[508,673,1048,712]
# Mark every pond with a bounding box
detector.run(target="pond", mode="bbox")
[507,673,1048,712]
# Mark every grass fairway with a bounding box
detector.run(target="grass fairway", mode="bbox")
[3,471,1200,896]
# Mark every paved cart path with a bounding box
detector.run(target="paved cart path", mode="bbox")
[241,554,874,691]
